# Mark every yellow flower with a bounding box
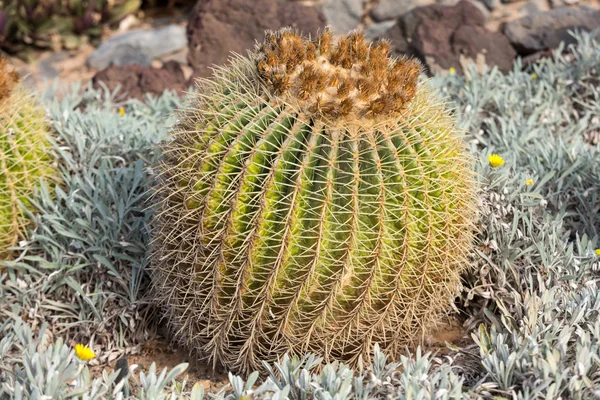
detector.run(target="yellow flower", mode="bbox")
[525,178,534,186]
[449,67,456,75]
[488,154,504,168]
[531,73,538,79]
[75,344,96,361]
[596,248,600,257]
[119,107,125,117]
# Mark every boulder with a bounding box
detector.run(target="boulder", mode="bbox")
[382,0,516,74]
[452,25,516,73]
[504,6,600,55]
[323,0,362,34]
[365,20,398,40]
[370,0,434,22]
[187,0,326,78]
[91,61,188,101]
[88,25,187,70]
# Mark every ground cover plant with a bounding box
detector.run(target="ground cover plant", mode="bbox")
[0,28,599,399]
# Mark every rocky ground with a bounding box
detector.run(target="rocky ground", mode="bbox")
[90,318,469,393]
[5,0,600,100]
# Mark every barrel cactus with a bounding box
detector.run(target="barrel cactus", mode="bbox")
[0,58,56,259]
[151,28,476,373]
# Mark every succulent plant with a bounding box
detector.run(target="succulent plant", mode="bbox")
[0,58,55,259]
[150,28,477,374]
[0,0,142,53]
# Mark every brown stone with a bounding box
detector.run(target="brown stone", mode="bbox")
[382,0,516,74]
[186,0,326,78]
[91,61,187,101]
[504,6,600,55]
[452,25,517,73]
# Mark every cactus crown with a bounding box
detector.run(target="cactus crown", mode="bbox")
[257,28,421,122]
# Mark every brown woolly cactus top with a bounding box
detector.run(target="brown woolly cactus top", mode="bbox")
[256,28,422,122]
[0,58,20,102]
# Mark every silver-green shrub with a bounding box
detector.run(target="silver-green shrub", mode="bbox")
[431,28,600,399]
[1,84,184,357]
[0,315,201,399]
[1,313,461,399]
[474,285,600,398]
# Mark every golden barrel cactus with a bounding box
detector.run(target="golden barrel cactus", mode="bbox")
[151,28,476,373]
[0,59,56,259]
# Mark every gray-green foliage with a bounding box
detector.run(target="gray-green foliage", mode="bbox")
[1,83,184,358]
[0,316,200,399]
[430,28,600,398]
[0,316,462,399]
[1,29,600,399]
[474,285,600,398]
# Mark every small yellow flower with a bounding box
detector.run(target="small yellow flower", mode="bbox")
[525,178,534,186]
[596,248,600,257]
[75,344,96,361]
[119,107,125,117]
[488,154,504,168]
[531,73,538,79]
[449,67,456,75]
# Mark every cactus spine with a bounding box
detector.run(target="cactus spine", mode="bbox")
[0,58,56,259]
[151,28,476,373]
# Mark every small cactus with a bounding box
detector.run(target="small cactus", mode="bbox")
[151,28,477,373]
[0,58,56,259]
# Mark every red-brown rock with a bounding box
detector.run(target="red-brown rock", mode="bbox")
[452,25,517,73]
[92,61,187,101]
[187,0,326,78]
[383,0,516,74]
[504,7,600,55]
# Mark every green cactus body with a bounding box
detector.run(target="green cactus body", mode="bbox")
[0,60,56,259]
[151,29,476,373]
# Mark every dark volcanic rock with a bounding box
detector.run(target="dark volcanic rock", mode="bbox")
[91,61,187,101]
[504,6,600,55]
[187,0,326,78]
[409,0,486,66]
[383,0,516,74]
[521,48,555,68]
[452,25,517,72]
